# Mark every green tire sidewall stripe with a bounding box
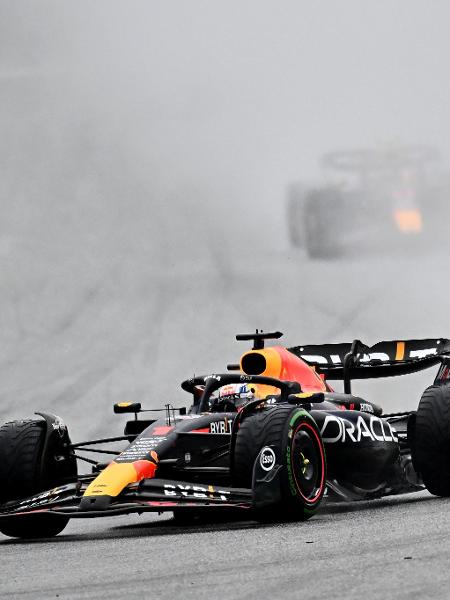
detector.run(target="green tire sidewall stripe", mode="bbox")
[285,408,326,507]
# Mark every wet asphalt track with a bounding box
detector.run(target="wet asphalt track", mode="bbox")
[1,491,450,600]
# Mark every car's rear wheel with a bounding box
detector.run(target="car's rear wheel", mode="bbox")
[0,418,76,538]
[233,406,326,521]
[413,384,450,496]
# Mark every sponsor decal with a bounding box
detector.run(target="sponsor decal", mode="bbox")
[264,397,277,405]
[205,375,222,382]
[410,348,436,359]
[209,418,233,434]
[300,347,437,365]
[219,384,237,397]
[178,414,202,420]
[116,437,166,461]
[17,486,66,508]
[359,403,374,413]
[51,416,67,438]
[320,415,398,443]
[259,447,276,471]
[300,354,332,365]
[163,484,230,501]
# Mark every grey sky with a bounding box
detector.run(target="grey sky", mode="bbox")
[3,1,449,198]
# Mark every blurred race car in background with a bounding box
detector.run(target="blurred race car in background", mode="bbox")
[287,145,449,258]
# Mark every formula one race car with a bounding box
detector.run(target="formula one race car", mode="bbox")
[287,145,449,258]
[1,330,450,539]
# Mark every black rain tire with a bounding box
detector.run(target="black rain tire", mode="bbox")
[286,182,306,248]
[0,419,74,538]
[414,384,450,496]
[287,199,304,247]
[304,190,341,259]
[233,406,326,521]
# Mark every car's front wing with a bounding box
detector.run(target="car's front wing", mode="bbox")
[0,478,254,520]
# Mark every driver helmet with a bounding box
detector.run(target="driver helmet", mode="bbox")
[213,383,256,411]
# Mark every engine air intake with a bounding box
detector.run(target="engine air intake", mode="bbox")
[241,352,267,375]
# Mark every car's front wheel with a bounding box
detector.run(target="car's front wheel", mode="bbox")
[233,406,326,521]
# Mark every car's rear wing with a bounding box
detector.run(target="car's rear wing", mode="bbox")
[289,338,450,393]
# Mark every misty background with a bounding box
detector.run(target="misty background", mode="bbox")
[1,1,449,439]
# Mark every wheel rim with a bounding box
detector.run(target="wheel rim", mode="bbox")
[291,422,325,504]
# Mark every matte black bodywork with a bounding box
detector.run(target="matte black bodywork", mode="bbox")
[0,392,420,521]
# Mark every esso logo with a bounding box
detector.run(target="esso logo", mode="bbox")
[259,447,276,471]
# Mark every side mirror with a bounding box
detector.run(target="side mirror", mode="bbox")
[113,402,142,414]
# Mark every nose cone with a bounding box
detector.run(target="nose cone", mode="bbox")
[81,456,158,510]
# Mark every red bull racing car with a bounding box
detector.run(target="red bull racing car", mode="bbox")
[287,145,449,258]
[1,330,450,539]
